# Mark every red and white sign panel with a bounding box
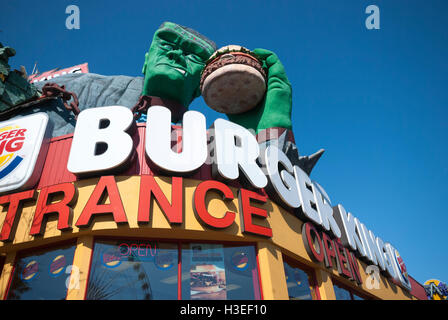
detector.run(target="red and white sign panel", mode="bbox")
[0,113,50,193]
[28,63,89,83]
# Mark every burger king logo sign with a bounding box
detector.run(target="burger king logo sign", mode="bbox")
[21,260,39,282]
[49,255,67,277]
[0,126,27,178]
[0,113,51,193]
[394,249,411,288]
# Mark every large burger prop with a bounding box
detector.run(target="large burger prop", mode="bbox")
[200,45,267,114]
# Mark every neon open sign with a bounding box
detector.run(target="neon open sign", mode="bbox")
[118,242,157,258]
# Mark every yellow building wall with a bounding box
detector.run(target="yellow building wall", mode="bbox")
[0,176,416,300]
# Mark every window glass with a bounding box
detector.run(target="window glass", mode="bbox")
[86,240,178,300]
[353,294,364,300]
[333,282,367,300]
[7,242,76,300]
[181,243,261,300]
[334,283,353,300]
[283,260,317,300]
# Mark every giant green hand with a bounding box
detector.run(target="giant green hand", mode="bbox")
[227,48,292,134]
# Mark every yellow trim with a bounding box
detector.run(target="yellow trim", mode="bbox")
[257,242,288,299]
[66,236,94,300]
[0,251,16,300]
[315,268,336,300]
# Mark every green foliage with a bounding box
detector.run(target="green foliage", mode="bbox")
[0,43,39,112]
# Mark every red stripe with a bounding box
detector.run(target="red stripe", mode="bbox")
[408,276,428,300]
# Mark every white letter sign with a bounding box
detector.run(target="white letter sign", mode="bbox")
[0,113,51,193]
[145,106,207,174]
[67,106,134,175]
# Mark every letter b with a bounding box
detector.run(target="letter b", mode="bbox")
[67,106,134,175]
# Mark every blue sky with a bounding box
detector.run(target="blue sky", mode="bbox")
[2,0,447,287]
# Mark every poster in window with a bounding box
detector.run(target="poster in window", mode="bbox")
[189,243,227,300]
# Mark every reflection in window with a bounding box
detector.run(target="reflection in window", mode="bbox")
[334,282,365,300]
[283,261,318,300]
[7,242,76,300]
[181,243,261,300]
[334,284,352,300]
[86,240,178,300]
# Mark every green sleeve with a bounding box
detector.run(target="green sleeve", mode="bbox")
[227,48,292,133]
